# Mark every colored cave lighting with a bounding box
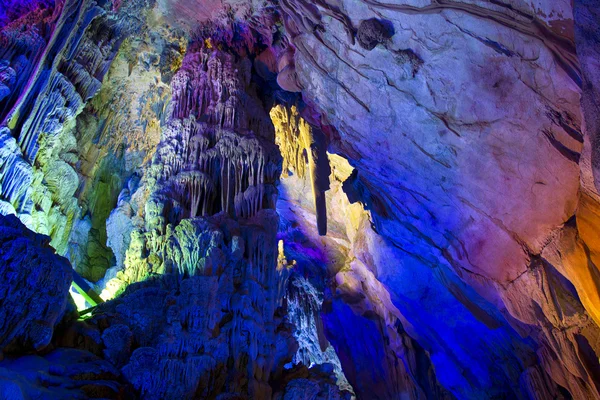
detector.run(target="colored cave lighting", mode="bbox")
[0,0,600,399]
[70,285,90,312]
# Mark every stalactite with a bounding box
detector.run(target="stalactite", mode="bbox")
[0,0,140,257]
[97,20,307,399]
[0,3,56,123]
[0,127,33,217]
[270,104,330,235]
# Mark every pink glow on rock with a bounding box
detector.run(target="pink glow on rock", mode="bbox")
[157,0,260,29]
[0,0,55,27]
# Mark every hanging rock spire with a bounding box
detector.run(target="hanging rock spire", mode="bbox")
[271,104,330,235]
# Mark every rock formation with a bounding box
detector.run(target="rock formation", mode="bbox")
[83,16,346,399]
[0,214,72,356]
[275,0,600,398]
[1,0,600,399]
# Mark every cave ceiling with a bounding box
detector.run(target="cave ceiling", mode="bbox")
[0,0,600,399]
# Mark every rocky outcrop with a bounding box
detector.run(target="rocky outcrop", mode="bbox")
[0,214,72,356]
[272,363,350,400]
[0,0,60,124]
[89,269,291,399]
[1,0,600,399]
[0,348,132,399]
[277,0,600,398]
[286,275,352,393]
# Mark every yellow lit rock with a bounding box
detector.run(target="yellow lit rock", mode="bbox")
[270,105,330,235]
[542,190,600,328]
[573,192,600,326]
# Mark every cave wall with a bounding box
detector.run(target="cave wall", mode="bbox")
[0,0,151,256]
[275,0,600,398]
[0,0,600,399]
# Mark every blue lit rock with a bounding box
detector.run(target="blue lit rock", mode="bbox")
[0,214,72,355]
[0,129,32,227]
[0,0,600,399]
[278,0,600,398]
[0,348,131,399]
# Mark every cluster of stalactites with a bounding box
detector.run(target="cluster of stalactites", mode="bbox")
[0,127,33,217]
[17,9,125,163]
[170,49,273,142]
[18,72,83,162]
[0,1,58,123]
[149,118,281,223]
[0,1,131,255]
[100,24,296,399]
[146,42,282,225]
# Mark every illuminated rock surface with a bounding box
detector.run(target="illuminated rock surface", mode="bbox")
[1,0,600,399]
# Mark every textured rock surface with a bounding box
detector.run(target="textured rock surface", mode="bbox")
[286,275,352,393]
[0,214,72,355]
[0,348,132,399]
[277,0,600,398]
[85,17,344,399]
[0,0,150,256]
[276,132,454,399]
[575,0,600,193]
[1,0,600,399]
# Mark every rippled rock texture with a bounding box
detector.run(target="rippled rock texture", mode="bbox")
[275,0,600,398]
[1,0,600,399]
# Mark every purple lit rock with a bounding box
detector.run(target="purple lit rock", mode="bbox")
[0,0,600,399]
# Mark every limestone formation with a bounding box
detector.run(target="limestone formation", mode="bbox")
[278,0,600,398]
[93,18,305,399]
[0,214,72,355]
[271,105,330,235]
[0,0,600,399]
